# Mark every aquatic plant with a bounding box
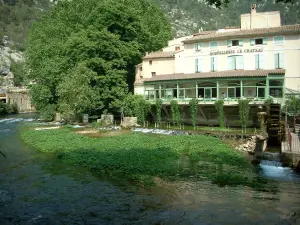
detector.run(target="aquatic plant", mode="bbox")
[20,126,265,188]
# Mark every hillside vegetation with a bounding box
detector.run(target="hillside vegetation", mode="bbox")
[1,0,299,46]
[156,0,300,36]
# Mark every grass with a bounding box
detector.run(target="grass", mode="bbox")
[20,125,270,188]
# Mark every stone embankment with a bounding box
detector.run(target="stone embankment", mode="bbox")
[235,135,267,154]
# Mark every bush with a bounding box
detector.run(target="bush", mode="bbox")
[0,102,18,114]
[0,102,10,114]
[39,104,56,121]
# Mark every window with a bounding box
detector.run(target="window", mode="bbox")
[254,54,264,69]
[274,36,284,45]
[195,58,203,72]
[210,56,218,72]
[227,55,244,70]
[250,38,267,46]
[269,79,284,98]
[151,72,156,77]
[195,43,203,51]
[175,46,180,51]
[228,40,243,47]
[209,41,218,49]
[139,67,143,71]
[274,53,284,69]
[149,60,152,65]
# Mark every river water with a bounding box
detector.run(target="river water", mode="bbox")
[1,114,300,225]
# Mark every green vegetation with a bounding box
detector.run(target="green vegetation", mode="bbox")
[156,99,163,125]
[25,0,172,118]
[284,95,300,128]
[238,99,251,132]
[189,98,198,130]
[156,0,299,36]
[170,100,180,126]
[21,126,264,187]
[0,0,52,50]
[215,100,225,128]
[0,101,18,114]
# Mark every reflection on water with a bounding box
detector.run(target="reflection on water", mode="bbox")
[1,114,300,224]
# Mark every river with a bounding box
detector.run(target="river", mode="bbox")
[1,114,300,225]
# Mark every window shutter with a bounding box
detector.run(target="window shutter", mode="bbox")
[210,57,214,71]
[236,56,244,69]
[263,37,268,45]
[195,58,198,72]
[260,54,264,69]
[239,39,243,46]
[274,53,279,68]
[228,56,234,70]
[250,39,255,46]
[215,57,218,71]
[255,54,259,69]
[227,40,232,47]
[194,44,198,51]
[198,58,203,72]
[279,53,284,68]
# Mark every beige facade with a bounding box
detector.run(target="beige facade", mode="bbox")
[0,88,35,113]
[134,6,300,104]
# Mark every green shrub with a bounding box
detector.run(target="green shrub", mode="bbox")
[39,104,56,121]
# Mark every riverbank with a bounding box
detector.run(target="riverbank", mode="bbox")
[20,125,270,188]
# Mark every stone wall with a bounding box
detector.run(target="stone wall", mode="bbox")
[7,89,35,112]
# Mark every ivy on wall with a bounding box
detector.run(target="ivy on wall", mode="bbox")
[189,98,198,129]
[238,99,251,131]
[214,100,225,128]
[155,99,163,125]
[170,100,181,126]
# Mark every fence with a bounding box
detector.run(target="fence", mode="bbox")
[286,125,300,153]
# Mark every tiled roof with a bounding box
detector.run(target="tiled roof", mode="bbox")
[144,69,285,82]
[183,24,300,43]
[143,51,176,59]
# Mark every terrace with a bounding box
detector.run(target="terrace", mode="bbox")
[143,70,285,105]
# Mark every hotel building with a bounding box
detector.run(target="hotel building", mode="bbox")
[134,5,300,111]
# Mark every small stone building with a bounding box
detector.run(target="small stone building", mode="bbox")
[6,88,35,113]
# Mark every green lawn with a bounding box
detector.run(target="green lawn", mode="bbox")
[21,126,266,187]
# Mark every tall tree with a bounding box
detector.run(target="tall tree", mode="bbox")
[25,0,172,118]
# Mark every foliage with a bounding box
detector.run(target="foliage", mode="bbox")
[25,0,172,116]
[134,96,151,125]
[238,99,251,130]
[284,95,300,127]
[21,126,264,187]
[39,104,56,121]
[0,0,52,50]
[214,100,224,128]
[170,100,180,126]
[122,94,150,124]
[264,97,274,114]
[285,95,300,116]
[0,101,18,114]
[57,64,98,121]
[156,0,300,37]
[10,59,25,86]
[155,99,163,124]
[189,98,198,129]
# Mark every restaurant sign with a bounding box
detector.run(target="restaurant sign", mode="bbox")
[210,48,263,56]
